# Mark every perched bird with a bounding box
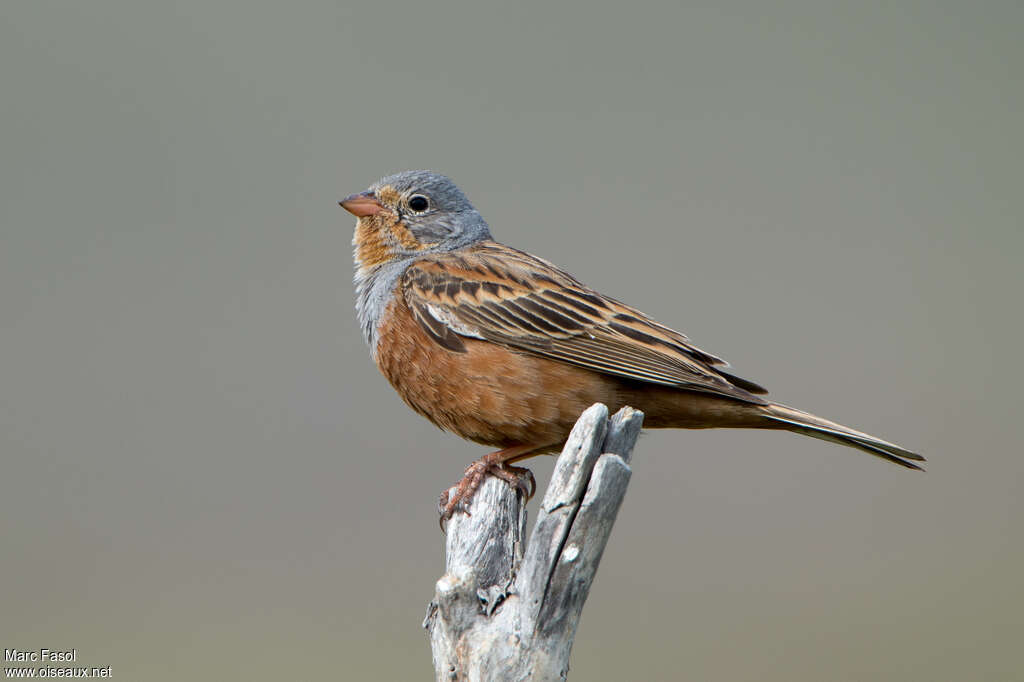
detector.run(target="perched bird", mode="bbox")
[341,170,923,519]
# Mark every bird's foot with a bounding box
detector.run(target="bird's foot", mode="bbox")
[438,448,537,529]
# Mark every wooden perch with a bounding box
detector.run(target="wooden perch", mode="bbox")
[424,403,644,681]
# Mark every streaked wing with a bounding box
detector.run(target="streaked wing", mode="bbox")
[403,241,768,404]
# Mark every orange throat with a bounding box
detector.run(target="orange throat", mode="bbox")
[353,212,400,273]
[353,211,435,276]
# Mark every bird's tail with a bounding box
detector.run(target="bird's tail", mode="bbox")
[762,403,925,470]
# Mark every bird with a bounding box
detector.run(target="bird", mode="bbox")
[340,170,924,520]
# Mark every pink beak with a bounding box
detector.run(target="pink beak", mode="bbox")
[339,191,384,217]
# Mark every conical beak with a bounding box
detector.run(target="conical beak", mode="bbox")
[339,191,384,217]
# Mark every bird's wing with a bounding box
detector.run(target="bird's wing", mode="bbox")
[402,241,769,404]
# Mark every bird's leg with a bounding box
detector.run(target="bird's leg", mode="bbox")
[439,444,539,524]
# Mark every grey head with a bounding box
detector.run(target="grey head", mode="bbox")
[366,170,491,253]
[342,170,492,354]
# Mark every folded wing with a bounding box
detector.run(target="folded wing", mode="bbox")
[402,241,768,404]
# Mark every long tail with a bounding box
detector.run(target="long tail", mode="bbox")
[762,403,925,471]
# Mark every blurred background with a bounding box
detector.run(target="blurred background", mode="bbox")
[2,1,1022,680]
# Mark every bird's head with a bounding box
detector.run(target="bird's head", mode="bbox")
[341,170,491,273]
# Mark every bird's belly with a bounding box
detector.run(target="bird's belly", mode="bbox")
[373,297,616,449]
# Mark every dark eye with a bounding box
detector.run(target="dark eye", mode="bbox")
[408,194,430,212]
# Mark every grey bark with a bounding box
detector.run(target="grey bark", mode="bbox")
[424,403,644,681]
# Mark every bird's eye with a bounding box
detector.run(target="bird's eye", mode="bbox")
[408,195,430,212]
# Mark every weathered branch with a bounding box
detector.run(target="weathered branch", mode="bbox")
[424,404,644,681]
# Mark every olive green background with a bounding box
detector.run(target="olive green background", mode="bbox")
[2,1,1022,680]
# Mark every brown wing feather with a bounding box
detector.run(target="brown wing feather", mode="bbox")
[402,241,768,404]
